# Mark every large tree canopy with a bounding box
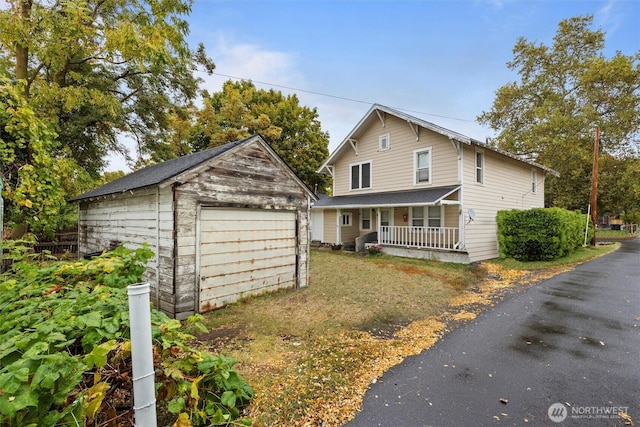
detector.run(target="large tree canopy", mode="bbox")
[478,15,640,212]
[156,80,331,192]
[0,0,214,177]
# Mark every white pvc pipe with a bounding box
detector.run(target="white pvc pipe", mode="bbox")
[128,282,157,427]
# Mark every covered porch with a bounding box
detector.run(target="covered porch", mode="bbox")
[312,186,467,257]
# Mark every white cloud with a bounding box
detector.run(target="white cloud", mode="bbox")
[198,34,305,95]
[596,0,622,36]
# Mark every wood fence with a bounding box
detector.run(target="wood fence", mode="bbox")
[1,231,78,272]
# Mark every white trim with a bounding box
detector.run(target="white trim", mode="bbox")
[379,134,390,151]
[341,212,352,227]
[411,206,425,227]
[317,104,559,177]
[360,208,372,231]
[475,148,485,186]
[349,160,372,190]
[413,147,432,186]
[410,205,444,228]
[427,205,443,228]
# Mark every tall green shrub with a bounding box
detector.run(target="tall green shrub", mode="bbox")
[497,208,593,261]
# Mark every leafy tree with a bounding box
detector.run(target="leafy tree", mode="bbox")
[478,15,640,211]
[0,0,214,177]
[0,80,83,236]
[180,80,331,192]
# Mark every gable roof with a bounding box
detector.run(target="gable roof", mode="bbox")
[312,185,460,209]
[70,135,316,201]
[318,104,559,176]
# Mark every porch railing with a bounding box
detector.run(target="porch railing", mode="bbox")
[379,226,461,251]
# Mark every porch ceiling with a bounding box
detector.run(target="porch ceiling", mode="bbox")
[312,185,460,209]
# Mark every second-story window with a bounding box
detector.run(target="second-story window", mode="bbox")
[476,150,484,185]
[351,161,371,190]
[414,148,431,185]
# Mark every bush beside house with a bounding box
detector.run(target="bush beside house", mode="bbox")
[497,208,593,261]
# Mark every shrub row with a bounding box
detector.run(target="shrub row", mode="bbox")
[497,208,593,261]
[0,242,253,426]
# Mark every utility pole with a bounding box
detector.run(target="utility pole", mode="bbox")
[590,127,600,246]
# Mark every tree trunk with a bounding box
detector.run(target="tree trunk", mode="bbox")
[15,0,32,96]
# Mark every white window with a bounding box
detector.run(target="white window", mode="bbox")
[531,169,537,194]
[379,134,390,151]
[411,207,424,227]
[411,206,442,228]
[350,161,372,190]
[475,150,484,185]
[360,209,371,230]
[414,148,431,185]
[341,213,352,226]
[428,206,442,227]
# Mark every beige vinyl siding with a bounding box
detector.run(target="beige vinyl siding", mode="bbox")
[339,209,360,242]
[462,144,546,262]
[322,209,338,244]
[333,115,460,196]
[444,205,459,228]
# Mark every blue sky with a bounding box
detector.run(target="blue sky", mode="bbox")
[109,0,640,170]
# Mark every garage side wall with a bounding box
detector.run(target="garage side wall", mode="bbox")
[172,141,311,319]
[77,186,175,314]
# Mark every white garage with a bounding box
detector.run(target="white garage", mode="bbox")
[72,135,316,319]
[198,208,298,311]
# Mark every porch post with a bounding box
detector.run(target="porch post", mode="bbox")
[336,209,342,244]
[459,204,465,249]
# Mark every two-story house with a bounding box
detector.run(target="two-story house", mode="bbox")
[311,104,559,263]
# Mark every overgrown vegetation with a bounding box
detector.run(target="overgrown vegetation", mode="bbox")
[497,207,594,261]
[0,243,253,426]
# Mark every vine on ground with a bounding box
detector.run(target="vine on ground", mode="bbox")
[0,242,253,426]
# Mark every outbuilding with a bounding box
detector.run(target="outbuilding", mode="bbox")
[70,135,316,319]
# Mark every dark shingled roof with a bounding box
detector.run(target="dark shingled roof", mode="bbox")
[69,137,251,201]
[312,185,460,208]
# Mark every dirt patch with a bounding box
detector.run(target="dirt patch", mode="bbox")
[195,322,247,352]
[392,264,426,275]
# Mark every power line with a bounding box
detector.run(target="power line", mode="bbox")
[210,72,475,123]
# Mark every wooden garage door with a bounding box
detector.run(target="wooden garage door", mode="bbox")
[199,208,297,312]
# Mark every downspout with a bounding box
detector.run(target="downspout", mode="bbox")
[336,209,342,244]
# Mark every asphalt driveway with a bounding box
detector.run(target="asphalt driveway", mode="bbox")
[347,238,640,427]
